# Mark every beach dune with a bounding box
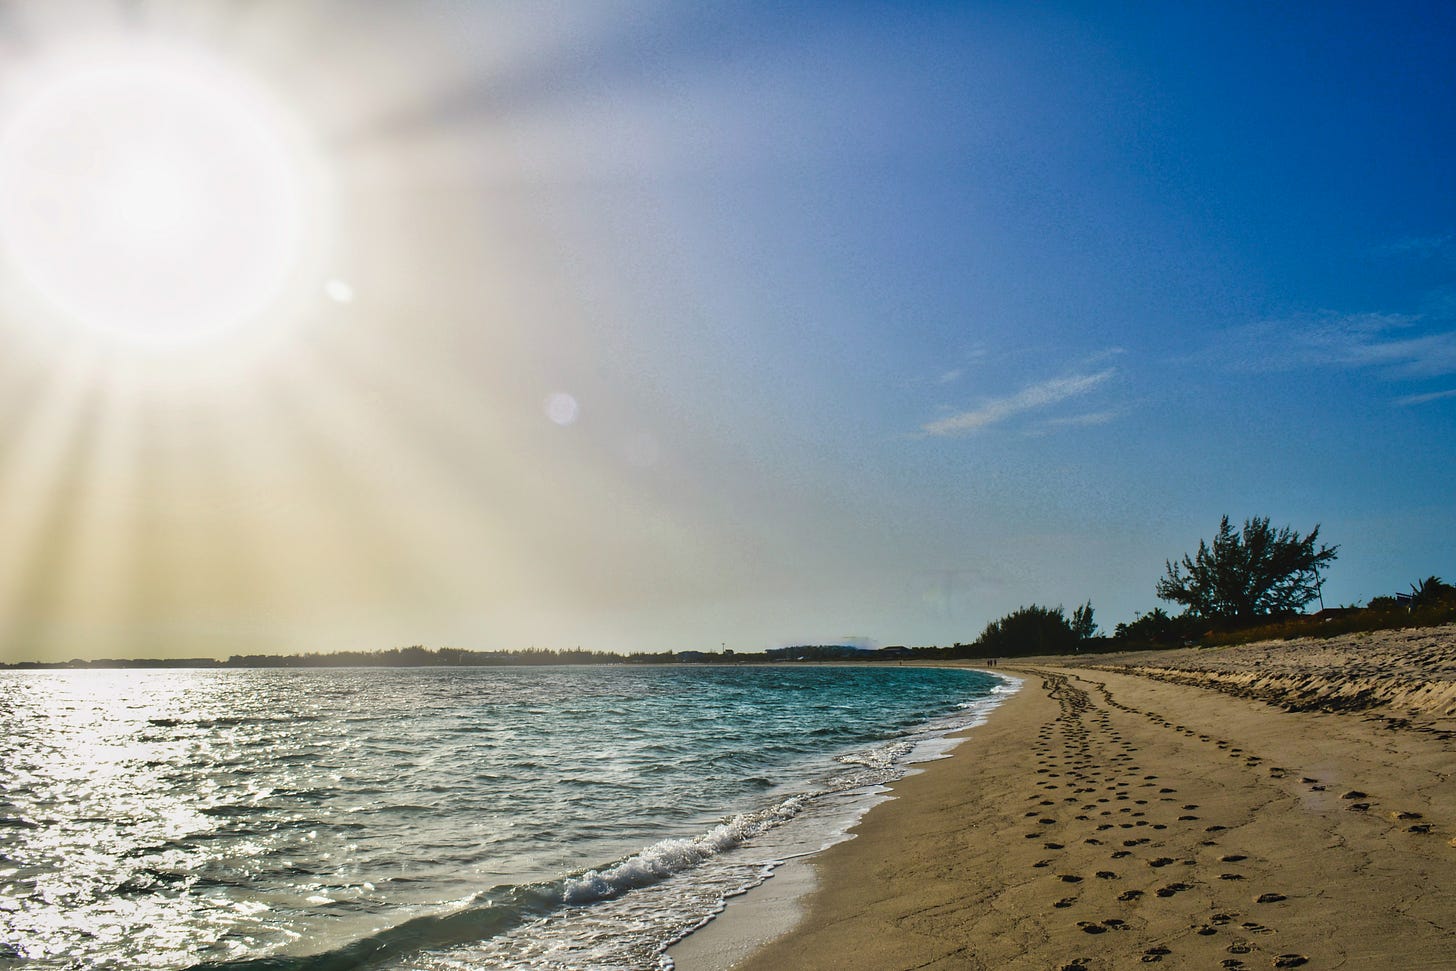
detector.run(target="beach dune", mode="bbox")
[693,627,1456,970]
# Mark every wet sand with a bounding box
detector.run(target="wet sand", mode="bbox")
[682,627,1456,969]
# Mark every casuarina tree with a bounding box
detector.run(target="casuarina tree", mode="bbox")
[1155,515,1338,623]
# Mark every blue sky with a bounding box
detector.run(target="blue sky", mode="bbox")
[461,0,1456,640]
[0,1,1452,658]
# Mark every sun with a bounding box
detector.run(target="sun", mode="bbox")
[0,40,315,348]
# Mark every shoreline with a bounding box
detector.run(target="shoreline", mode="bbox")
[667,663,1016,971]
[677,629,1456,969]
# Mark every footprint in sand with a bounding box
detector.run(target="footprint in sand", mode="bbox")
[1255,892,1287,903]
[1273,956,1309,968]
[1221,854,1247,862]
[1341,790,1367,800]
[1053,897,1076,908]
[1058,874,1084,883]
[1155,882,1191,897]
[1118,889,1144,901]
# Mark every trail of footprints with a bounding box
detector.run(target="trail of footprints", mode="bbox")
[1027,668,1447,969]
[1025,671,1327,970]
[1083,671,1444,839]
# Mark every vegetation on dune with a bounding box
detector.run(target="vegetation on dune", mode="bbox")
[1407,576,1456,609]
[1111,607,1198,648]
[1195,598,1456,647]
[1155,516,1338,622]
[974,518,1451,657]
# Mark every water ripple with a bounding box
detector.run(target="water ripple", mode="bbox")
[0,665,999,969]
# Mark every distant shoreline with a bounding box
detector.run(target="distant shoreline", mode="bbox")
[1,654,952,671]
[0,643,955,670]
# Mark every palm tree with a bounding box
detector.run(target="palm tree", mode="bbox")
[1409,576,1455,608]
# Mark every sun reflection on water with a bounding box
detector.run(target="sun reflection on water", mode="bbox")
[0,670,367,965]
[2,666,998,969]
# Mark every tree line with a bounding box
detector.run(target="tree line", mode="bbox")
[970,514,1455,657]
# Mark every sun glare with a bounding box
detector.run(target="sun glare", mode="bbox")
[0,41,315,347]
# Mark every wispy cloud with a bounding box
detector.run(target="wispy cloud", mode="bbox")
[1215,312,1456,379]
[1394,388,1456,407]
[922,368,1116,437]
[937,368,964,385]
[1023,409,1121,438]
[1041,410,1118,429]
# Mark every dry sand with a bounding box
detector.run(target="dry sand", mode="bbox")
[683,626,1456,970]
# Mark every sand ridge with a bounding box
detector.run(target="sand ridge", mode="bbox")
[720,636,1455,970]
[1076,623,1456,734]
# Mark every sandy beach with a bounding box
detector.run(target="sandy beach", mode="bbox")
[676,625,1456,970]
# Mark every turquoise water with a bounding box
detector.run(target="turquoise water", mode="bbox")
[0,665,1007,969]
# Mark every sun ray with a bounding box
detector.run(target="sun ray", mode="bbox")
[121,384,213,654]
[194,377,397,651]
[260,349,521,629]
[36,364,148,659]
[0,356,107,660]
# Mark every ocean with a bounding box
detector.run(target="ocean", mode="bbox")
[0,664,1008,969]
